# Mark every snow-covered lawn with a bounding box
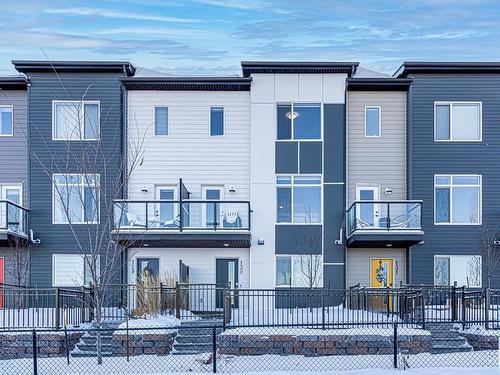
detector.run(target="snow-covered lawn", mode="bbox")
[221,326,430,336]
[117,315,181,334]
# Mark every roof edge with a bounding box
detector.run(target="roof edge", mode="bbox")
[394,62,500,77]
[12,60,135,76]
[122,76,252,91]
[241,61,359,77]
[0,76,29,90]
[347,78,412,91]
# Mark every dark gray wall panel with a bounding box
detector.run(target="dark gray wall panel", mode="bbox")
[275,224,322,254]
[323,104,345,183]
[323,264,345,290]
[275,142,298,174]
[409,74,500,288]
[323,184,345,263]
[299,141,322,173]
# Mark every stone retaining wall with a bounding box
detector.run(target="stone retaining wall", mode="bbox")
[0,332,84,359]
[112,332,176,356]
[219,332,431,356]
[460,332,499,351]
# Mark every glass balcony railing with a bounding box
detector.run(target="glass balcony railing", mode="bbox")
[347,200,422,237]
[0,199,29,237]
[113,200,251,232]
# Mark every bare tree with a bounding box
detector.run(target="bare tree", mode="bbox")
[475,223,500,289]
[5,236,29,287]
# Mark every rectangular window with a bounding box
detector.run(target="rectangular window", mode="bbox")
[0,106,13,136]
[276,255,322,287]
[365,106,381,137]
[276,175,321,223]
[53,101,100,140]
[154,107,168,135]
[434,255,481,287]
[435,102,481,141]
[434,175,481,224]
[277,103,321,140]
[210,107,224,136]
[52,254,100,287]
[53,174,100,224]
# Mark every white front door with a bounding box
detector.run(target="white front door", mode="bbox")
[155,186,177,227]
[202,186,223,228]
[356,186,379,227]
[1,185,22,230]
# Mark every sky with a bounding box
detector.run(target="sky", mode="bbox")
[2,0,500,76]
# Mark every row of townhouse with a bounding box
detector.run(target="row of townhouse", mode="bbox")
[0,60,498,292]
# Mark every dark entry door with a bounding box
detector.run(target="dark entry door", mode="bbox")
[216,259,238,308]
[136,258,160,282]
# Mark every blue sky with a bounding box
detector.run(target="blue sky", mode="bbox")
[2,0,500,76]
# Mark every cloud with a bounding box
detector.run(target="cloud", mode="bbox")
[45,7,200,23]
[193,0,271,10]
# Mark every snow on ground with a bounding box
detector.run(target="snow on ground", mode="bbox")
[117,314,180,334]
[1,349,498,375]
[221,326,430,336]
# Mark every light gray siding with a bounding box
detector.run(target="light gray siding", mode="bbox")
[347,91,407,203]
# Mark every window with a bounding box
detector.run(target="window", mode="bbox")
[276,176,321,223]
[434,255,481,287]
[276,255,322,287]
[154,107,168,135]
[204,187,222,227]
[210,107,224,136]
[52,254,100,287]
[435,102,481,141]
[53,174,100,224]
[434,175,481,224]
[0,106,13,136]
[277,103,321,140]
[365,106,381,137]
[53,101,100,140]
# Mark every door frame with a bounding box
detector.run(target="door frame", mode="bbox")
[155,185,178,226]
[356,185,380,227]
[1,185,22,229]
[202,186,224,228]
[369,257,395,288]
[215,257,239,309]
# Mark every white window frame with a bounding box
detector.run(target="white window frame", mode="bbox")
[0,105,14,137]
[153,106,169,136]
[202,185,224,228]
[155,185,178,225]
[52,254,100,287]
[52,173,100,224]
[52,100,100,141]
[364,106,381,137]
[209,106,225,137]
[434,255,482,287]
[434,101,482,142]
[434,174,482,225]
[276,102,323,141]
[276,175,322,225]
[275,254,323,288]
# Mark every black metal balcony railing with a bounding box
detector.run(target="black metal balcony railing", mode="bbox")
[0,199,29,237]
[347,200,423,237]
[113,199,251,232]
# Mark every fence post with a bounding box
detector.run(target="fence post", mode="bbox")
[212,326,217,373]
[159,282,164,314]
[80,287,86,323]
[32,329,38,375]
[386,287,390,318]
[89,284,95,322]
[461,286,466,330]
[485,288,490,330]
[393,323,398,369]
[451,282,457,321]
[175,282,181,319]
[321,290,325,330]
[421,292,426,330]
[55,287,60,329]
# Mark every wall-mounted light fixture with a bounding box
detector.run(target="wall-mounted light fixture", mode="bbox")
[286,111,299,120]
[385,187,393,195]
[141,186,148,193]
[257,239,265,245]
[228,186,236,194]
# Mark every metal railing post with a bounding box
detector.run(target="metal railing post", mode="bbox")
[451,281,457,321]
[32,329,38,375]
[55,287,60,329]
[175,282,181,319]
[421,291,426,330]
[393,323,398,369]
[321,290,325,330]
[461,286,466,329]
[145,203,149,230]
[485,287,490,330]
[212,326,217,373]
[386,202,390,230]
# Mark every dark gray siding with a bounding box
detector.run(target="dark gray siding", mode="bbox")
[409,74,500,287]
[28,73,124,287]
[299,142,322,173]
[275,142,298,173]
[275,225,322,254]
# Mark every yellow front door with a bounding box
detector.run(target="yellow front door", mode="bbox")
[370,259,394,311]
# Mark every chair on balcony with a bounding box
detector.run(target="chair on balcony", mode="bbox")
[390,213,411,229]
[160,214,181,228]
[126,213,146,227]
[355,217,372,229]
[223,211,242,228]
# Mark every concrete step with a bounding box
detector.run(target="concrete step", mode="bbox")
[76,343,113,352]
[430,343,473,354]
[71,351,114,358]
[81,336,113,344]
[180,319,222,327]
[428,330,462,339]
[173,343,213,353]
[178,327,222,336]
[175,335,212,344]
[431,338,469,346]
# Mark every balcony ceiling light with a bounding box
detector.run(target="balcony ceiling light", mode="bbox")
[223,243,230,247]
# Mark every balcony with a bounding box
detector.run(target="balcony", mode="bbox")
[0,200,30,245]
[112,199,251,248]
[346,200,423,248]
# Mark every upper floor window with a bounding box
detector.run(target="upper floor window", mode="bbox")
[53,174,100,224]
[53,101,100,140]
[277,103,321,140]
[434,174,481,225]
[435,102,481,141]
[0,106,13,136]
[365,106,381,137]
[276,175,321,224]
[210,107,224,136]
[154,107,168,135]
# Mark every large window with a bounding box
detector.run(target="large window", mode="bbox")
[434,255,481,287]
[365,106,381,137]
[0,106,13,136]
[435,102,481,141]
[434,175,481,224]
[276,255,322,287]
[277,175,321,223]
[52,254,100,287]
[53,174,100,224]
[210,107,224,136]
[277,103,321,140]
[154,107,168,135]
[53,101,100,140]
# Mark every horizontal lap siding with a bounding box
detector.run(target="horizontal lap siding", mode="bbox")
[409,74,500,287]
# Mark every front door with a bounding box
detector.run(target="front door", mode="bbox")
[136,258,160,283]
[356,186,379,227]
[216,259,238,308]
[370,258,394,311]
